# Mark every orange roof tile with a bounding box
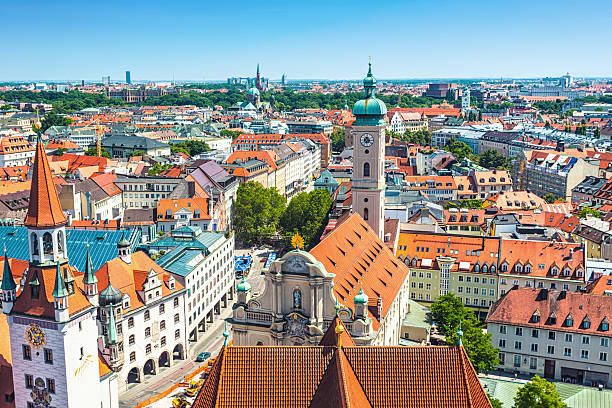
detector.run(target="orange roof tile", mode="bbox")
[310,213,410,330]
[24,141,67,228]
[0,314,13,408]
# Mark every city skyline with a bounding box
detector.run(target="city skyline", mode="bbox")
[2,0,611,81]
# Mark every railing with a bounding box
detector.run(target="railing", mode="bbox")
[246,312,273,323]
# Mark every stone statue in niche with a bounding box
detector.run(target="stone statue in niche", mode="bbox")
[293,289,302,309]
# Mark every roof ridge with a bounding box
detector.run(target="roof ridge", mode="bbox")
[457,346,473,405]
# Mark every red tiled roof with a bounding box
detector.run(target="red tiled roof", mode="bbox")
[487,288,612,337]
[192,344,492,408]
[24,141,67,228]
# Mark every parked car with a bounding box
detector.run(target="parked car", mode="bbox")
[195,352,211,362]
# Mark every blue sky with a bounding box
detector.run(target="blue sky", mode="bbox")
[2,0,611,81]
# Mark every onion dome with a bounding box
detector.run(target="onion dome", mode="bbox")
[354,286,368,305]
[99,281,122,307]
[118,231,130,248]
[236,275,251,293]
[247,87,260,97]
[352,62,387,125]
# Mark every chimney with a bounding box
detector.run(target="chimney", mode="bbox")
[187,181,196,198]
[569,248,573,261]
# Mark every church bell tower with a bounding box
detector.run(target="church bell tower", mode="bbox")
[351,63,387,239]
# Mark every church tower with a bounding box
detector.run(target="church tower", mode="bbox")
[2,138,108,408]
[351,63,387,240]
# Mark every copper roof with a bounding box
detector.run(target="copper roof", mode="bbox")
[24,141,67,228]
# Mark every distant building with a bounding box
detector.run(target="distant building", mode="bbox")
[461,88,471,115]
[425,83,458,99]
[286,120,333,136]
[125,71,131,85]
[100,134,171,158]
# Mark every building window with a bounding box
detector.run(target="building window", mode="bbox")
[174,298,179,308]
[531,343,538,352]
[159,304,165,314]
[564,348,572,357]
[532,329,539,338]
[145,344,151,354]
[499,325,507,334]
[548,331,556,340]
[144,311,150,321]
[515,341,522,350]
[128,317,134,328]
[25,374,33,389]
[160,320,166,330]
[499,339,506,348]
[130,352,136,362]
[529,357,537,370]
[175,329,180,339]
[23,345,31,360]
[44,348,53,364]
[363,208,368,221]
[565,333,573,342]
[581,350,589,359]
[513,355,521,368]
[547,345,554,354]
[582,336,590,345]
[46,378,55,394]
[363,162,370,177]
[600,352,608,362]
[129,335,135,345]
[145,327,151,338]
[161,336,166,346]
[174,314,180,324]
[515,327,523,336]
[601,338,609,347]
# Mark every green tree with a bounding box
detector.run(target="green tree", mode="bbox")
[513,375,567,408]
[234,182,286,245]
[279,190,333,249]
[41,111,73,132]
[578,206,601,219]
[130,150,146,157]
[330,127,346,152]
[85,147,110,158]
[431,294,499,373]
[488,395,503,408]
[479,149,511,170]
[169,140,210,157]
[543,193,557,204]
[147,162,171,176]
[445,139,474,162]
[220,129,243,139]
[594,127,601,138]
[51,147,67,156]
[0,105,11,111]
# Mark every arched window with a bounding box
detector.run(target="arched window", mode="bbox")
[144,311,150,321]
[474,264,480,272]
[363,162,370,177]
[129,335,135,345]
[490,265,496,273]
[43,232,53,255]
[174,314,180,323]
[160,320,166,330]
[145,344,151,354]
[159,304,165,314]
[129,352,136,362]
[174,298,179,308]
[482,264,488,273]
[31,233,39,255]
[145,327,151,338]
[57,230,64,254]
[128,317,134,328]
[364,208,369,221]
[412,257,418,267]
[293,289,302,309]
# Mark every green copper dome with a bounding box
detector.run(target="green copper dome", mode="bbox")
[237,275,251,293]
[100,281,123,306]
[354,286,368,304]
[352,62,387,125]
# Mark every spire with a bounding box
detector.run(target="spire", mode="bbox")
[83,244,97,285]
[107,304,117,345]
[363,61,376,98]
[257,63,260,75]
[456,320,463,346]
[52,262,68,298]
[24,139,67,228]
[223,320,230,346]
[1,247,16,291]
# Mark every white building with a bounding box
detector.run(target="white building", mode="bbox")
[0,134,35,167]
[462,88,471,115]
[151,228,235,347]
[487,288,612,387]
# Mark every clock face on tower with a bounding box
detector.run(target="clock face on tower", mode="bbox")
[360,133,374,147]
[25,323,47,349]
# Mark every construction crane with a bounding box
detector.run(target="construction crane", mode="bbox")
[93,120,102,157]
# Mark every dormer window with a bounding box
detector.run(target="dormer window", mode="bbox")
[531,310,541,323]
[581,316,591,330]
[412,257,418,267]
[563,268,571,277]
[490,265,496,273]
[601,318,609,331]
[515,264,523,274]
[577,270,584,278]
[524,264,532,274]
[123,293,130,310]
[168,276,176,290]
[501,262,508,272]
[482,264,488,273]
[474,263,480,272]
[564,314,573,327]
[551,267,559,276]
[547,313,557,325]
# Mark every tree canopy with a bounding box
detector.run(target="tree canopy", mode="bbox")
[388,129,432,146]
[220,129,243,139]
[431,294,499,373]
[41,111,73,132]
[169,140,210,157]
[445,138,474,162]
[84,146,110,158]
[234,182,286,245]
[478,149,512,170]
[279,190,333,250]
[513,375,567,408]
[331,127,346,152]
[578,206,601,219]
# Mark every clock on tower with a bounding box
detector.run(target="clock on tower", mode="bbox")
[351,63,387,240]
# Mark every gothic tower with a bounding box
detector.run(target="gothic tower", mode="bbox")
[256,63,262,91]
[351,63,387,240]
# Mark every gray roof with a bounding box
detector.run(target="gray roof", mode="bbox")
[101,134,168,150]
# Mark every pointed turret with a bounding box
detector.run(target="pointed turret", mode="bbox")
[52,262,69,321]
[1,249,17,314]
[83,244,99,303]
[117,231,132,264]
[24,140,67,228]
